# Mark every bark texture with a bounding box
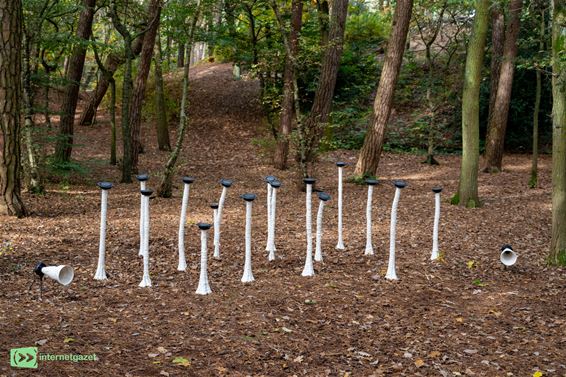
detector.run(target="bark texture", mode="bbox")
[0,0,27,216]
[54,0,96,162]
[154,36,171,151]
[354,0,414,177]
[486,6,504,133]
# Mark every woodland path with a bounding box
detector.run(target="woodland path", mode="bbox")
[0,63,565,376]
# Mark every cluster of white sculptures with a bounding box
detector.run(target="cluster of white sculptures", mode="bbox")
[90,162,447,295]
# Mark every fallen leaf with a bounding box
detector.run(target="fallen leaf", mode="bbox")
[281,327,292,333]
[36,339,48,346]
[429,351,441,358]
[415,358,425,367]
[63,337,75,343]
[467,260,476,269]
[455,317,464,323]
[148,353,160,358]
[172,356,191,367]
[293,355,304,363]
[533,372,543,377]
[157,346,168,353]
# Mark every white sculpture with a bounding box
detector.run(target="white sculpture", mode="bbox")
[94,182,112,280]
[210,203,219,258]
[265,176,275,252]
[302,178,316,277]
[214,179,233,259]
[315,192,331,262]
[136,174,148,257]
[431,186,442,261]
[268,179,281,261]
[178,176,195,271]
[365,179,378,256]
[385,180,407,280]
[336,162,346,250]
[241,194,257,283]
[196,222,213,295]
[139,189,153,287]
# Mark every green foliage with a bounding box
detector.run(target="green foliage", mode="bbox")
[450,193,460,205]
[549,250,566,266]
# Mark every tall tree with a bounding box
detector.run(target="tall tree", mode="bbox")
[130,0,162,173]
[550,0,566,265]
[0,0,27,216]
[154,35,171,151]
[453,0,490,207]
[483,0,523,172]
[486,5,504,137]
[54,0,96,163]
[273,0,303,170]
[354,0,414,178]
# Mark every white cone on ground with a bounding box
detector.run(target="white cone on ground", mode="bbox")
[196,222,213,295]
[315,192,331,262]
[95,182,112,280]
[500,244,518,266]
[241,194,256,283]
[177,177,195,271]
[136,174,148,257]
[336,162,346,250]
[40,265,74,285]
[386,180,407,281]
[365,179,378,256]
[302,178,316,277]
[139,189,153,287]
[214,179,232,259]
[268,179,280,261]
[431,187,442,260]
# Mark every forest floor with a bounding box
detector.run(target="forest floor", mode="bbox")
[1,63,565,376]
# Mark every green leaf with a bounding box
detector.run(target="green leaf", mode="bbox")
[172,356,191,367]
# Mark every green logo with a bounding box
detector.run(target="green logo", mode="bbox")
[10,347,38,369]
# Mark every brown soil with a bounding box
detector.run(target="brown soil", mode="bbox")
[1,63,564,376]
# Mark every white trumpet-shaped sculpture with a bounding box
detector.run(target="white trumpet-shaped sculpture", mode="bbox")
[241,194,257,283]
[210,203,219,258]
[431,186,442,260]
[177,176,195,271]
[35,262,74,286]
[214,179,232,259]
[365,179,378,256]
[139,189,153,287]
[265,176,275,251]
[268,179,281,261]
[136,174,148,257]
[336,162,346,250]
[95,182,112,280]
[302,178,316,277]
[385,180,407,280]
[500,244,518,266]
[195,222,213,295]
[315,192,331,262]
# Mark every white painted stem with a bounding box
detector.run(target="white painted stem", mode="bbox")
[177,183,190,271]
[94,190,108,280]
[196,229,212,294]
[212,208,220,259]
[138,181,146,256]
[214,187,228,256]
[139,195,152,287]
[302,184,314,276]
[386,187,401,280]
[265,183,272,251]
[314,199,326,262]
[336,167,345,250]
[431,192,441,260]
[241,201,255,283]
[365,185,374,255]
[268,187,278,261]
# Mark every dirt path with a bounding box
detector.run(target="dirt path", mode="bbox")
[1,63,565,376]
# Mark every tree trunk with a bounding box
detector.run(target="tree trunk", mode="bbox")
[454,0,490,208]
[484,0,523,173]
[155,36,171,151]
[486,6,504,136]
[301,0,349,175]
[316,0,329,46]
[54,0,96,163]
[130,0,162,173]
[177,42,185,67]
[79,37,144,126]
[273,0,302,170]
[354,0,414,178]
[0,0,27,216]
[549,0,566,265]
[530,6,545,189]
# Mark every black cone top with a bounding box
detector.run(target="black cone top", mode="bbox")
[220,179,233,188]
[317,192,331,202]
[34,262,46,277]
[141,189,153,197]
[270,179,281,188]
[303,177,316,185]
[432,186,442,193]
[97,182,113,190]
[501,244,513,252]
[197,222,212,230]
[210,203,219,209]
[241,193,256,202]
[365,179,378,186]
[336,161,347,167]
[182,176,195,184]
[136,174,149,182]
[394,180,407,189]
[265,175,276,183]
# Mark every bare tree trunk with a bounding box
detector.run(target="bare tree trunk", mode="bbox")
[155,36,171,151]
[453,0,490,208]
[0,0,27,216]
[484,0,523,173]
[130,0,162,173]
[486,6,504,134]
[354,0,414,178]
[273,0,302,170]
[54,0,96,163]
[549,0,566,265]
[530,6,545,189]
[177,42,185,67]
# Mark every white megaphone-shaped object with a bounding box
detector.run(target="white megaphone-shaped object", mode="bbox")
[500,244,517,266]
[34,262,74,285]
